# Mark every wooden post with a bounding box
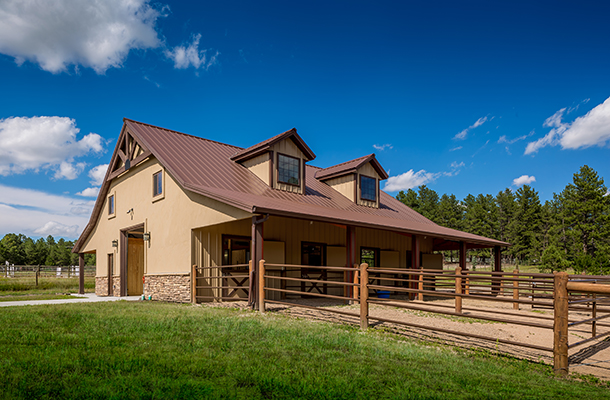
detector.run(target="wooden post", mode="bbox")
[248,260,254,306]
[258,259,266,313]
[346,226,356,299]
[418,268,424,301]
[411,235,421,300]
[191,265,197,304]
[78,253,85,295]
[455,267,462,314]
[553,272,569,377]
[492,246,501,294]
[591,293,597,337]
[353,264,359,301]
[35,264,40,287]
[360,263,369,330]
[513,269,519,310]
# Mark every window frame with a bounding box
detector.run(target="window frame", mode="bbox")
[277,152,301,187]
[360,247,379,268]
[107,192,116,219]
[152,169,165,202]
[360,174,377,202]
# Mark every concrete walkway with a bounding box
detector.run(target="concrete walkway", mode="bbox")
[0,293,141,307]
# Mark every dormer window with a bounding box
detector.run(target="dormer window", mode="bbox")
[360,175,377,202]
[278,153,300,186]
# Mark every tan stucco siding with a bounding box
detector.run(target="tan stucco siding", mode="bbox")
[325,174,355,202]
[242,152,270,185]
[270,139,305,194]
[81,157,251,278]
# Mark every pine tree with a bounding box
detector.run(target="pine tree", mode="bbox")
[417,185,440,222]
[396,189,419,211]
[562,165,610,264]
[512,185,542,264]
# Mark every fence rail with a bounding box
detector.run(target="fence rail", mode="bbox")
[193,260,610,377]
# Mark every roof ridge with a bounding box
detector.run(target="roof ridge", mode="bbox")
[124,118,244,151]
[317,153,373,171]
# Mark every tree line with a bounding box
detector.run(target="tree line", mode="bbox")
[0,234,95,267]
[396,165,610,275]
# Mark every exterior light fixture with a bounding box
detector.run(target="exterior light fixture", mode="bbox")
[143,232,150,242]
[112,240,118,248]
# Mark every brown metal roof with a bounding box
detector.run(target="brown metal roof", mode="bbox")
[314,153,389,181]
[230,128,316,162]
[73,119,509,252]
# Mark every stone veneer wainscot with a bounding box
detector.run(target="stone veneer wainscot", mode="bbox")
[144,274,191,303]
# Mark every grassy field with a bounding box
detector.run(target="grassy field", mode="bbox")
[0,302,608,399]
[0,276,95,302]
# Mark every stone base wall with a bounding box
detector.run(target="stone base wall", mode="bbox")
[95,276,121,296]
[144,274,191,303]
[95,277,108,296]
[111,276,121,297]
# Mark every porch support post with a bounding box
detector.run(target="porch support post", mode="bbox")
[492,245,502,295]
[411,235,420,300]
[459,241,466,271]
[78,253,85,295]
[251,215,265,310]
[346,225,356,298]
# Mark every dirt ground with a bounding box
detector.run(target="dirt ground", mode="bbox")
[201,295,610,381]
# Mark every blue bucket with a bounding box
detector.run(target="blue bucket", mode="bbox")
[377,290,390,299]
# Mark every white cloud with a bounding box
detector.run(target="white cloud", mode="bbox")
[453,115,492,140]
[54,161,86,180]
[76,187,100,198]
[449,146,462,152]
[0,184,93,238]
[0,116,104,178]
[373,144,393,151]
[383,170,441,192]
[498,130,534,145]
[443,161,465,177]
[34,221,80,238]
[165,33,219,70]
[512,175,536,187]
[525,97,610,154]
[88,164,108,186]
[0,0,165,74]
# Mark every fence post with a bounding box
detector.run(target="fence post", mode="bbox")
[248,260,254,308]
[553,272,569,377]
[353,264,359,302]
[418,268,424,301]
[513,269,519,310]
[591,293,597,337]
[455,267,462,314]
[360,263,369,330]
[36,265,40,287]
[258,260,266,313]
[191,265,196,304]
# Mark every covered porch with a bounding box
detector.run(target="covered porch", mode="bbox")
[191,214,504,307]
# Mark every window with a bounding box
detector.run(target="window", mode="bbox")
[222,236,251,267]
[278,154,300,186]
[361,247,378,268]
[108,194,115,216]
[153,171,163,197]
[360,175,377,202]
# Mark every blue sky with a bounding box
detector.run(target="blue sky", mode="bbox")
[1,1,609,239]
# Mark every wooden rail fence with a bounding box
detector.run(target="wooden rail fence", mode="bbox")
[193,261,610,377]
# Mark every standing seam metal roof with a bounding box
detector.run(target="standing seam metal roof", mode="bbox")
[73,119,509,252]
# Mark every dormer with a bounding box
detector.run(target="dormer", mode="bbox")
[231,128,316,194]
[315,154,388,208]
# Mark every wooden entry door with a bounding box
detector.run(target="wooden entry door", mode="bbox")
[127,237,144,295]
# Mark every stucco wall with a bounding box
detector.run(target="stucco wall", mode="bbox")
[81,157,251,279]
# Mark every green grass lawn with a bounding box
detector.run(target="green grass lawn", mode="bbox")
[0,293,80,302]
[0,302,607,399]
[0,276,95,297]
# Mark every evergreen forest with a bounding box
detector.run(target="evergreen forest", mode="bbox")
[0,234,95,267]
[396,165,610,274]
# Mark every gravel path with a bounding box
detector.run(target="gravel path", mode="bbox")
[201,296,610,380]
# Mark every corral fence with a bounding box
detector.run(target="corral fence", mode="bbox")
[1,265,96,279]
[231,261,608,377]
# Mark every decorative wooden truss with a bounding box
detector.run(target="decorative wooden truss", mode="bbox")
[107,129,152,181]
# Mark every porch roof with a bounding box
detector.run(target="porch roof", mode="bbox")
[74,119,508,252]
